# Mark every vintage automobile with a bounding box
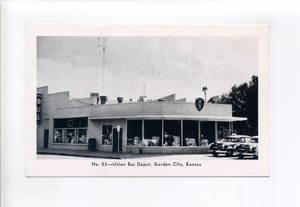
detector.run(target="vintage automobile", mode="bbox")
[209,135,251,157]
[236,136,258,159]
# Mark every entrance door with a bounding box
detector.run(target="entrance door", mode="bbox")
[112,128,123,152]
[44,129,49,148]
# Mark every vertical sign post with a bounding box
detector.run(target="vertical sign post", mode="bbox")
[37,93,42,125]
[117,125,120,157]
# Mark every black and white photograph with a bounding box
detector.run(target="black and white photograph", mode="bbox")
[26,25,269,176]
[5,1,300,207]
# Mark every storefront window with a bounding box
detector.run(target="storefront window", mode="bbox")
[217,122,229,139]
[53,118,88,144]
[144,120,162,146]
[77,129,87,144]
[183,121,199,146]
[53,128,87,144]
[102,125,112,145]
[127,120,142,146]
[163,120,181,146]
[54,129,63,143]
[64,129,75,143]
[201,121,215,144]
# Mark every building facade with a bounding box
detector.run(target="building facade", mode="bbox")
[37,86,246,154]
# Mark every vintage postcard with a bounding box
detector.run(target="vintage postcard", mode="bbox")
[26,25,269,176]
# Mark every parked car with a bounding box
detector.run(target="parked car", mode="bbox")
[209,135,251,157]
[236,136,258,159]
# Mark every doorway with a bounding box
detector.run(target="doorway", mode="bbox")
[112,128,123,152]
[44,129,49,148]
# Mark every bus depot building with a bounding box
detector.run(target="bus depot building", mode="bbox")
[37,86,247,154]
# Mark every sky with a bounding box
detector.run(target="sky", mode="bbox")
[37,36,258,102]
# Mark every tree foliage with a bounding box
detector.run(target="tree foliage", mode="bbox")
[208,76,258,135]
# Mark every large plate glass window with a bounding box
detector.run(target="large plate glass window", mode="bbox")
[163,120,181,146]
[183,120,199,146]
[200,121,215,145]
[54,129,63,143]
[65,129,75,143]
[53,117,88,144]
[127,120,142,146]
[217,122,230,140]
[77,129,87,144]
[102,125,113,145]
[144,120,162,146]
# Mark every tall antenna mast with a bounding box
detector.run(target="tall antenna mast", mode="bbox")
[143,84,146,96]
[98,37,106,94]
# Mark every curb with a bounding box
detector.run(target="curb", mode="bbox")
[37,151,122,159]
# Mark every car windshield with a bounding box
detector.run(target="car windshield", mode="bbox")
[240,137,252,143]
[223,137,239,142]
[223,136,250,142]
[250,138,258,143]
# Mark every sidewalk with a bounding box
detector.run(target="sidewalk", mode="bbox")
[37,148,170,159]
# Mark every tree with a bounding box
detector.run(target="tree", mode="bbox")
[245,76,258,134]
[208,93,230,104]
[208,76,258,135]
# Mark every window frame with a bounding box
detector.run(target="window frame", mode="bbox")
[53,127,88,144]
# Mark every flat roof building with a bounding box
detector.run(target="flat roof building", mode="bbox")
[37,86,246,154]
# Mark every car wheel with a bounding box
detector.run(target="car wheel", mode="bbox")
[226,150,233,157]
[212,152,218,157]
[238,154,244,159]
[254,149,258,159]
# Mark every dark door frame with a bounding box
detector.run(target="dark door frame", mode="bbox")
[44,129,49,148]
[112,128,123,153]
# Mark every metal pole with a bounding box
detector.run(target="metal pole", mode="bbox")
[198,121,201,146]
[102,38,105,94]
[215,121,218,142]
[117,131,120,157]
[181,120,183,146]
[162,120,164,146]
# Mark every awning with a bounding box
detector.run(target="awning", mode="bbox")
[89,115,247,122]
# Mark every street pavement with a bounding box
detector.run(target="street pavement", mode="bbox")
[37,154,246,160]
[37,148,256,160]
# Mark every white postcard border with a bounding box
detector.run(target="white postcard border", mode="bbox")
[26,25,269,176]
